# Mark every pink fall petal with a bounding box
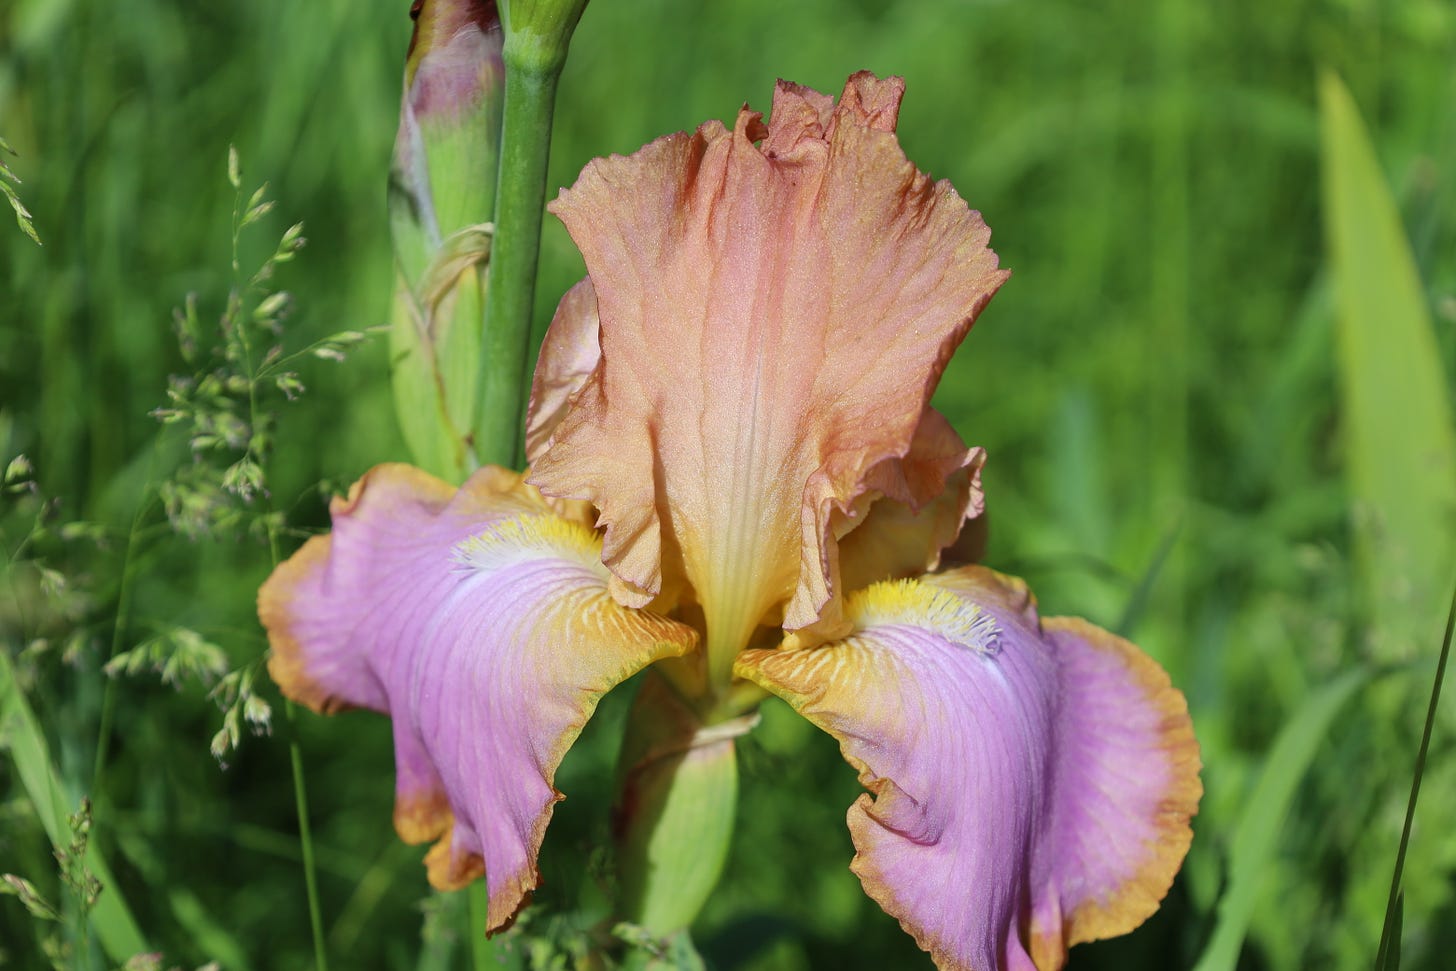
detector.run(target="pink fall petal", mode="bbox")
[530,72,1008,648]
[736,566,1200,971]
[258,464,697,930]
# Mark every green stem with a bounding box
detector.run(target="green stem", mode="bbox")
[467,882,493,971]
[288,700,330,971]
[475,54,562,469]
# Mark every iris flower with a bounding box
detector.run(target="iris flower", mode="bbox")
[259,72,1200,970]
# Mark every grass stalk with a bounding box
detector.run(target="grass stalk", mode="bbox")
[1374,582,1455,970]
[91,481,154,799]
[234,250,330,971]
[287,700,330,971]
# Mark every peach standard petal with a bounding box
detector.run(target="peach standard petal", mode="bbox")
[530,73,1007,668]
[524,276,600,462]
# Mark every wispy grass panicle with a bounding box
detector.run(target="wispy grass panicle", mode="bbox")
[0,135,40,245]
[150,147,376,544]
[207,660,274,763]
[0,795,122,969]
[148,146,332,970]
[1,452,103,691]
[103,627,228,689]
[151,173,296,534]
[120,957,221,971]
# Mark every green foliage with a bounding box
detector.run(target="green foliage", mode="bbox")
[2,0,1455,968]
[1194,666,1371,971]
[0,652,147,964]
[1321,70,1456,659]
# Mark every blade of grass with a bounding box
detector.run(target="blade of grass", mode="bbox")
[0,649,147,962]
[169,887,256,971]
[1377,892,1403,971]
[1192,665,1371,971]
[1320,69,1456,656]
[1374,583,1454,970]
[328,840,416,959]
[92,473,155,800]
[1116,517,1182,638]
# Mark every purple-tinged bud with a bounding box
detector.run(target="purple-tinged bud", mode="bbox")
[389,0,504,482]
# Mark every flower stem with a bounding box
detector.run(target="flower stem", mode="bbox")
[467,882,492,971]
[475,54,561,468]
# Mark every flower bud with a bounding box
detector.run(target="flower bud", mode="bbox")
[501,0,588,75]
[389,0,504,481]
[613,673,751,938]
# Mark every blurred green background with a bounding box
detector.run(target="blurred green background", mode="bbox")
[3,0,1455,968]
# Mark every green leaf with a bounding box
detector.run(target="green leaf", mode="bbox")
[1320,70,1456,657]
[1192,666,1371,971]
[0,650,148,961]
[169,887,255,971]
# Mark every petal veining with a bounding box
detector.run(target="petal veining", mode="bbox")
[529,72,1008,661]
[736,566,1200,971]
[258,463,696,930]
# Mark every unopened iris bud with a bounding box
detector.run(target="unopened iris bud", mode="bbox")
[389,0,504,482]
[613,675,748,939]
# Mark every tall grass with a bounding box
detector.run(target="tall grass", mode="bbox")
[2,0,1454,968]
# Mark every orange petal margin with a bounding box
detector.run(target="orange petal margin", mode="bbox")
[529,73,1008,659]
[258,463,697,931]
[737,566,1200,970]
